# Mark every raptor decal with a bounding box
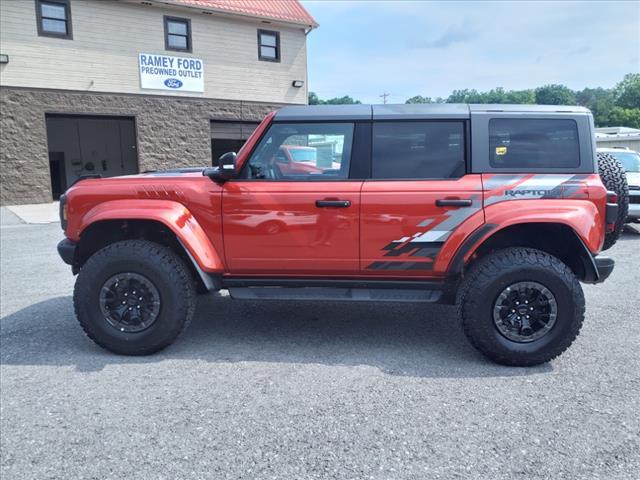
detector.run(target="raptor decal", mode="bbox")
[366,196,482,270]
[366,174,591,272]
[367,261,435,271]
[484,174,591,205]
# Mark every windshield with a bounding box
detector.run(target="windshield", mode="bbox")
[290,149,317,162]
[609,151,640,172]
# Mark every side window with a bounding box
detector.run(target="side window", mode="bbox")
[372,122,465,179]
[244,123,354,180]
[258,29,280,62]
[35,0,72,39]
[489,118,580,168]
[164,16,192,52]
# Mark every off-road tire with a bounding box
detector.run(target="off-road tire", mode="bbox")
[457,247,585,366]
[74,240,196,355]
[598,151,629,250]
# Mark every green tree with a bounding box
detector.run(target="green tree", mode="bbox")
[405,95,434,104]
[534,84,576,105]
[608,106,640,129]
[575,87,615,127]
[312,74,639,127]
[308,92,361,105]
[446,89,484,103]
[613,73,640,109]
[405,95,445,104]
[323,95,361,105]
[405,88,533,105]
[483,87,507,103]
[308,91,321,105]
[502,89,536,104]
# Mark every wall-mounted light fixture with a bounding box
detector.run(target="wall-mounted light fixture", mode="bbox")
[0,54,9,64]
[292,80,304,88]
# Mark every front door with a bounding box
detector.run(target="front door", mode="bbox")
[360,120,484,277]
[222,121,362,275]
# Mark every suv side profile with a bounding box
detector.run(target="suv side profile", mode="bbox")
[58,104,624,366]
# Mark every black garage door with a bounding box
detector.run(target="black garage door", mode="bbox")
[46,115,138,199]
[211,121,259,164]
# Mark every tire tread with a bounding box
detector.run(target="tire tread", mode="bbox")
[73,240,196,355]
[457,247,585,366]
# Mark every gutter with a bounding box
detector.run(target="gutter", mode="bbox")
[122,0,318,30]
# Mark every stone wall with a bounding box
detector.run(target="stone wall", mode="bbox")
[0,87,283,205]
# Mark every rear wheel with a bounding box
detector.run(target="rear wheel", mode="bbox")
[73,240,196,355]
[598,151,629,250]
[457,247,584,366]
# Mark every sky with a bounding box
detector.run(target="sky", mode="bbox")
[302,0,640,104]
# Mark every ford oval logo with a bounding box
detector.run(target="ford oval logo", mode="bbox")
[164,78,183,89]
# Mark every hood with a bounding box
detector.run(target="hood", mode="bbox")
[626,171,640,188]
[138,167,206,177]
[69,168,206,187]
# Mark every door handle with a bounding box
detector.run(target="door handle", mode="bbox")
[316,200,351,208]
[436,199,472,207]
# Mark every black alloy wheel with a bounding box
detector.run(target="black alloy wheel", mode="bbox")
[99,272,161,333]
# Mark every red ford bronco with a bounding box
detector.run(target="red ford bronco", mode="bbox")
[58,104,628,366]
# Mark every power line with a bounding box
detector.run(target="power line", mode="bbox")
[379,92,390,104]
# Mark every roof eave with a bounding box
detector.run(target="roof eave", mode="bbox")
[132,0,318,29]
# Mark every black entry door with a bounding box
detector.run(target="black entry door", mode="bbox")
[46,115,138,199]
[210,121,259,165]
[211,139,245,164]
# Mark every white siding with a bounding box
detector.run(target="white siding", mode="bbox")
[597,138,640,152]
[0,0,308,104]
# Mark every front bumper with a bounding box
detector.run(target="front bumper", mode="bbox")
[57,238,77,265]
[593,256,615,283]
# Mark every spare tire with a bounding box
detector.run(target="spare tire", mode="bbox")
[597,152,629,250]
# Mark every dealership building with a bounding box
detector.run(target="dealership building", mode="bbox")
[0,0,317,205]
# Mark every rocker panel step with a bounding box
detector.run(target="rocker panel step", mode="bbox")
[228,287,442,303]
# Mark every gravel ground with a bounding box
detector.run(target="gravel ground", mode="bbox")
[1,222,639,480]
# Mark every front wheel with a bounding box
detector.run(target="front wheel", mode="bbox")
[73,240,196,355]
[457,248,585,366]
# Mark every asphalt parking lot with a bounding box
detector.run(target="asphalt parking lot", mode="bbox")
[1,217,639,480]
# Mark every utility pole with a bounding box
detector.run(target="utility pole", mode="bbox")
[379,92,390,104]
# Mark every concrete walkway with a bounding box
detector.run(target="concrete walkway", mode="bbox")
[2,202,59,225]
[0,207,24,225]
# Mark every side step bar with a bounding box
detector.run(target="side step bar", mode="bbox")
[228,286,442,303]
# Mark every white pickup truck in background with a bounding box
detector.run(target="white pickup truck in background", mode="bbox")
[598,147,640,224]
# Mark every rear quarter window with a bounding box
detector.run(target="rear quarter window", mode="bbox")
[489,118,580,169]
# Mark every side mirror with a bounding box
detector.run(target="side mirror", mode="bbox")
[218,151,237,174]
[203,151,237,182]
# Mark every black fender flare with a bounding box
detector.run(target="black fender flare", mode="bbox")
[447,223,601,283]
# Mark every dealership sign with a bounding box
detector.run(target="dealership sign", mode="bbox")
[139,53,204,92]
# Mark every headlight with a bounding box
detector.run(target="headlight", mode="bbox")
[59,194,68,230]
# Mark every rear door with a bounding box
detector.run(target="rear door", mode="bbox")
[360,118,484,276]
[222,121,366,275]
